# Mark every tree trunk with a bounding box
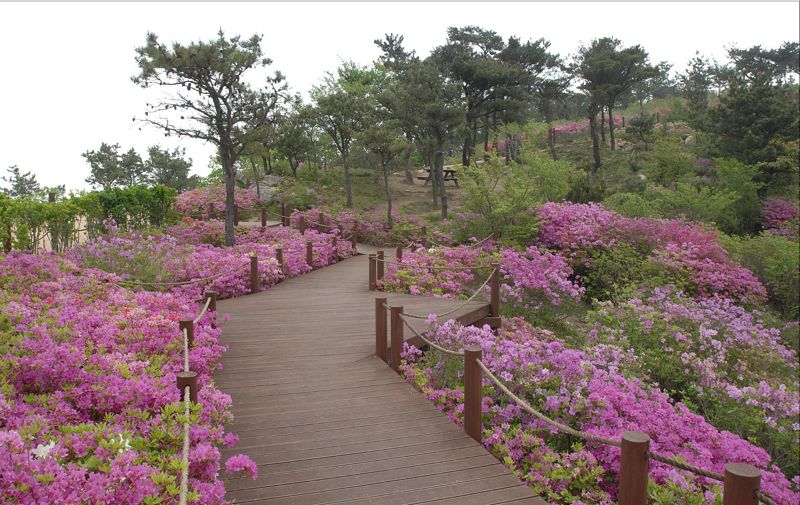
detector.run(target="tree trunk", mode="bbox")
[222,149,236,247]
[435,148,447,219]
[588,107,602,174]
[600,107,606,144]
[426,151,439,207]
[608,106,616,151]
[343,153,353,208]
[462,130,471,167]
[547,125,558,161]
[402,139,413,185]
[250,159,261,199]
[383,163,393,229]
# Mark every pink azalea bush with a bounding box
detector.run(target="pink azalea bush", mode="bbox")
[551,116,623,135]
[588,287,799,476]
[762,199,799,239]
[175,185,258,218]
[0,252,256,504]
[499,246,584,310]
[401,317,799,504]
[537,202,767,303]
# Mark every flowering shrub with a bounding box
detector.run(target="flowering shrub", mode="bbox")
[762,199,799,239]
[175,185,258,218]
[499,246,584,310]
[0,252,255,504]
[537,202,767,303]
[587,287,799,476]
[551,116,623,135]
[400,317,799,504]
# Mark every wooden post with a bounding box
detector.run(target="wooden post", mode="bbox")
[48,192,56,203]
[368,254,376,290]
[205,291,217,313]
[234,204,240,226]
[331,235,338,262]
[376,250,384,287]
[656,111,660,123]
[350,230,357,250]
[298,215,305,234]
[179,319,194,348]
[306,240,314,269]
[618,431,650,505]
[319,211,326,231]
[464,346,483,443]
[420,225,428,248]
[396,245,403,262]
[490,262,500,318]
[390,306,403,372]
[260,207,267,228]
[176,371,198,403]
[723,464,760,505]
[622,116,626,128]
[275,247,285,276]
[250,255,259,293]
[375,297,387,362]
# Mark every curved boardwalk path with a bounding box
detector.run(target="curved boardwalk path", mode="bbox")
[216,250,544,505]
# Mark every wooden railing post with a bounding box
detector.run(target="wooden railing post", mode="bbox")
[306,240,314,269]
[234,204,240,226]
[368,254,376,290]
[176,371,198,403]
[350,230,357,250]
[205,291,217,313]
[390,306,403,372]
[375,298,387,362]
[618,431,650,505]
[490,262,500,318]
[275,247,285,276]
[420,225,428,248]
[396,245,403,261]
[331,235,338,262]
[179,319,194,348]
[723,464,760,505]
[319,211,326,231]
[260,207,267,228]
[298,215,306,234]
[249,255,259,293]
[376,250,384,286]
[464,346,483,443]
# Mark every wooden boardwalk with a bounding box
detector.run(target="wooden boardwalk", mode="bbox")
[216,251,544,504]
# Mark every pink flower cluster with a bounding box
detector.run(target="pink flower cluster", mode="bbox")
[551,116,623,135]
[500,247,585,309]
[0,252,255,504]
[175,185,258,218]
[401,317,799,504]
[762,199,799,239]
[537,202,767,303]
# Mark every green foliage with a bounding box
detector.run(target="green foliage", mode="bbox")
[624,114,657,147]
[650,137,695,184]
[602,192,661,218]
[709,158,763,234]
[579,244,688,302]
[145,146,197,191]
[719,232,800,319]
[648,183,738,231]
[565,173,606,203]
[83,143,147,190]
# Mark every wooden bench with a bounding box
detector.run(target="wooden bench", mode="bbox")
[417,168,459,187]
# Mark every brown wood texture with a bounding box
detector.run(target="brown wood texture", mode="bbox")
[216,252,544,504]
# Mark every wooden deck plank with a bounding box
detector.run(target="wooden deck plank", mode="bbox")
[215,251,541,504]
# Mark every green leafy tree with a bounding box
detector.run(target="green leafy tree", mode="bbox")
[575,37,656,168]
[133,31,288,246]
[357,120,406,228]
[310,62,379,208]
[276,105,314,177]
[680,53,712,127]
[83,143,147,189]
[145,146,197,191]
[1,165,41,197]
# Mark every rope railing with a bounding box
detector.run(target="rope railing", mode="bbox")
[193,297,212,325]
[398,313,464,356]
[400,267,497,319]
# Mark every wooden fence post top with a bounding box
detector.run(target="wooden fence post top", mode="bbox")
[179,318,193,329]
[621,431,650,444]
[724,463,760,479]
[723,463,761,505]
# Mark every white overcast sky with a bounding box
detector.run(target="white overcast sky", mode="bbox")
[1,2,798,192]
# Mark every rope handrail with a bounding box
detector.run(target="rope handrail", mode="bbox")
[400,267,496,319]
[467,233,496,249]
[374,255,494,271]
[193,297,212,325]
[474,356,779,503]
[397,312,464,356]
[475,358,621,447]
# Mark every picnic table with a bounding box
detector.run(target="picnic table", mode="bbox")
[416,166,459,186]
